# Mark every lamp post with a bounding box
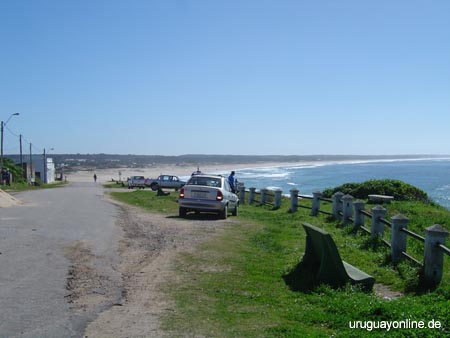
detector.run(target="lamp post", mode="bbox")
[43,147,54,184]
[1,112,20,173]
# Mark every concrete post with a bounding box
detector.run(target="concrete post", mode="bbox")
[310,191,323,216]
[423,224,449,287]
[341,194,354,225]
[390,214,409,265]
[371,205,387,238]
[332,192,344,220]
[260,188,268,205]
[274,189,282,210]
[239,185,246,204]
[249,187,256,204]
[353,200,366,231]
[289,188,299,213]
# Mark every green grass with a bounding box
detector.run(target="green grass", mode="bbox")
[1,181,67,192]
[103,180,127,189]
[109,191,450,337]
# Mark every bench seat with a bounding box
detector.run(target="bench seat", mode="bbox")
[368,194,394,203]
[301,222,375,291]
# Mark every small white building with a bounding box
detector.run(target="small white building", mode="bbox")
[32,157,55,184]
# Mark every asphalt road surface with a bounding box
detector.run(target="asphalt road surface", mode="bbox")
[0,182,122,338]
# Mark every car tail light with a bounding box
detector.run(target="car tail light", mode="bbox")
[216,190,223,201]
[179,187,185,199]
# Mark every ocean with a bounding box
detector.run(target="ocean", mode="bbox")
[232,158,450,209]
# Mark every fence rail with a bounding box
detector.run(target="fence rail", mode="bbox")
[239,184,449,288]
[439,244,450,257]
[401,227,425,243]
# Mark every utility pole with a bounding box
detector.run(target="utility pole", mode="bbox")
[1,120,4,172]
[29,143,33,184]
[43,148,46,184]
[0,113,20,173]
[20,134,23,165]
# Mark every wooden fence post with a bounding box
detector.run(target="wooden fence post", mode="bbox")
[289,188,299,213]
[310,191,323,216]
[249,187,256,204]
[390,214,409,265]
[239,185,246,204]
[274,189,282,210]
[260,188,268,205]
[371,205,387,238]
[341,194,354,225]
[423,224,449,287]
[353,200,365,231]
[332,192,344,219]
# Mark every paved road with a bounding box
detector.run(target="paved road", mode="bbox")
[0,182,122,338]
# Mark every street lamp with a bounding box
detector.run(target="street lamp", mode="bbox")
[1,112,20,173]
[43,147,54,184]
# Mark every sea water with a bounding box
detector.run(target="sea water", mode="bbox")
[233,158,450,209]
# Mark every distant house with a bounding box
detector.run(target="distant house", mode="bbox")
[20,156,55,184]
[35,157,55,184]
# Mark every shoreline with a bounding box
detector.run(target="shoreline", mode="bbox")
[66,156,450,183]
[66,161,293,183]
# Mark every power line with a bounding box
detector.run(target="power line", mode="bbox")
[4,125,20,138]
[3,124,45,157]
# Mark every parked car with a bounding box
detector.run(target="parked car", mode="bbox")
[145,175,186,191]
[178,174,239,219]
[128,176,146,189]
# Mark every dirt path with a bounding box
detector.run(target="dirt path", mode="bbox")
[82,199,234,338]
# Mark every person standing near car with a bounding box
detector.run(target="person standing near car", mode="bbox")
[228,171,236,193]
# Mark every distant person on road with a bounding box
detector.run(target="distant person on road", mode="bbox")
[228,171,236,193]
[93,174,97,183]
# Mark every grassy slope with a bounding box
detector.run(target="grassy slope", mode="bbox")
[110,191,450,337]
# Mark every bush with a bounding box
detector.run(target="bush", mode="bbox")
[322,179,429,202]
[3,158,26,184]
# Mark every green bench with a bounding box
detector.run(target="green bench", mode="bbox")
[300,222,375,291]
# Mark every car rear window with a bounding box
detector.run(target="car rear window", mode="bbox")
[187,177,222,187]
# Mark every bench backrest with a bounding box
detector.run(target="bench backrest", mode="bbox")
[302,222,349,286]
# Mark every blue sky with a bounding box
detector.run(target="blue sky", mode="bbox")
[1,0,449,156]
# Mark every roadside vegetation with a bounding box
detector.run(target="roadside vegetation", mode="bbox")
[1,158,66,192]
[2,180,67,192]
[323,179,430,203]
[110,181,450,337]
[103,180,127,189]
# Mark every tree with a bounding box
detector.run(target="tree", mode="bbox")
[3,157,25,183]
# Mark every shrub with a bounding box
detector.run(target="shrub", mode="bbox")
[3,158,26,184]
[322,179,429,202]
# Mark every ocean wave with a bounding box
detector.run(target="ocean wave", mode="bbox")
[237,157,450,173]
[241,173,290,179]
[265,186,283,191]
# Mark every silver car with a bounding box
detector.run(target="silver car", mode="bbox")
[145,175,186,191]
[128,176,146,189]
[178,174,239,219]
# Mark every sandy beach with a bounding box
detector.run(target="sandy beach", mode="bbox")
[66,161,293,183]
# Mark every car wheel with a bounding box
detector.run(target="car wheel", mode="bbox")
[179,207,187,218]
[220,205,228,219]
[232,203,238,216]
[150,183,159,191]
